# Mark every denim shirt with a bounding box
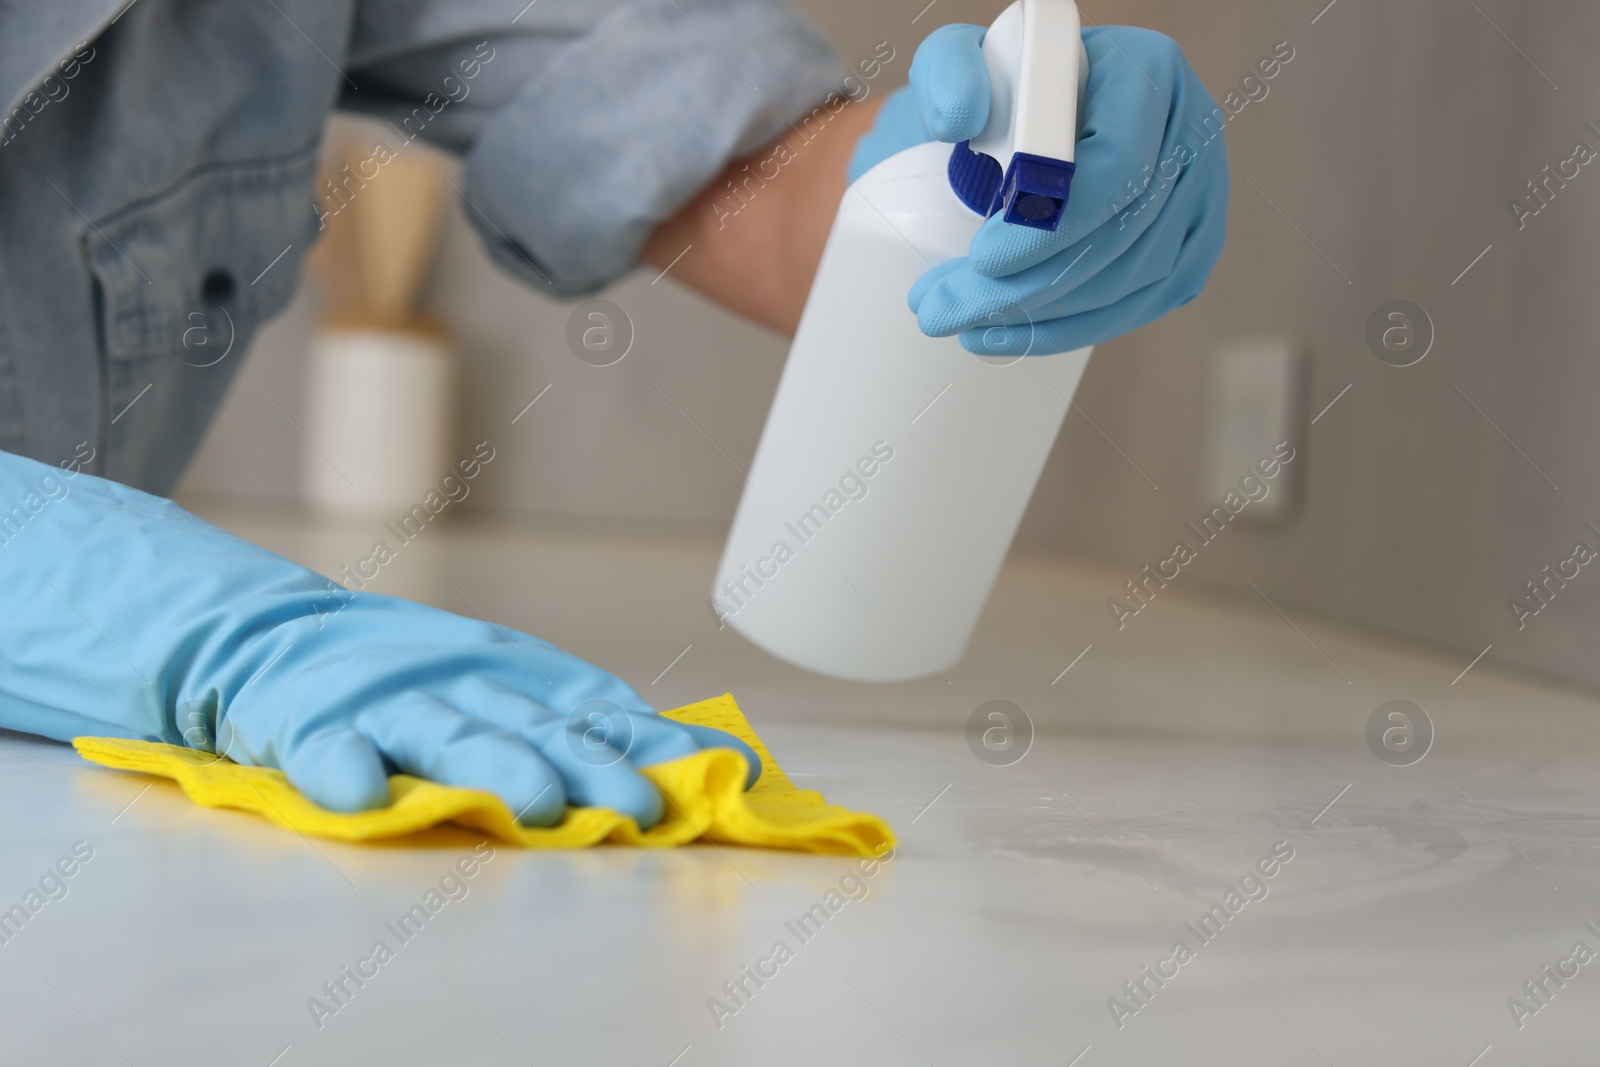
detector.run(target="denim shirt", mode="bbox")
[0,0,840,494]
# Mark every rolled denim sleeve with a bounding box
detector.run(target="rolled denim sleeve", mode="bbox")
[346,0,843,296]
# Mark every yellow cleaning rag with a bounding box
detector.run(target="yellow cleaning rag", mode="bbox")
[73,693,893,856]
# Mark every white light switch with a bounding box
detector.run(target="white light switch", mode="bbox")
[1203,338,1307,522]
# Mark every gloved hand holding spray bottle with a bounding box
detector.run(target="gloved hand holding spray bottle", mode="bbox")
[714,0,1229,681]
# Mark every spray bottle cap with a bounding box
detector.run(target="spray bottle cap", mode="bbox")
[946,0,1086,232]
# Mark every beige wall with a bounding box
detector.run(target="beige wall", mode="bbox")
[179,0,1600,691]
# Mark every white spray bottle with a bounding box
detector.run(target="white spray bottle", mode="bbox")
[713,0,1091,682]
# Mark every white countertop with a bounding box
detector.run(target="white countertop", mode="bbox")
[2,507,1595,1066]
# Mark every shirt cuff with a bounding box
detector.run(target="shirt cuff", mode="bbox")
[461,0,843,297]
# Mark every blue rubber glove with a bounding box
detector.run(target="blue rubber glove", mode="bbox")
[850,23,1229,356]
[0,450,758,828]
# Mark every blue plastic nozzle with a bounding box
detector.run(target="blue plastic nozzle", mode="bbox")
[947,142,1075,231]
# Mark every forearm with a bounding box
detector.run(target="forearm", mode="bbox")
[641,97,884,336]
[0,448,334,745]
